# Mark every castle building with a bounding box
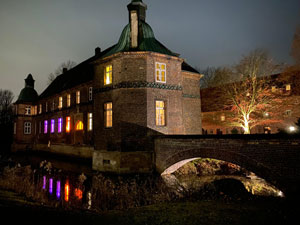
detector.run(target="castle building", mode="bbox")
[13,0,202,173]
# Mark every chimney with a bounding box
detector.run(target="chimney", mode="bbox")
[127,0,147,49]
[95,47,101,56]
[63,68,68,74]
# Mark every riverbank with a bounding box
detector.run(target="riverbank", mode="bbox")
[0,189,297,225]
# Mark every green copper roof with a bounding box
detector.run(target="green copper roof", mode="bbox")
[103,21,178,58]
[16,87,38,103]
[16,74,38,104]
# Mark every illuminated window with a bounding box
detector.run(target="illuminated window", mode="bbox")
[66,117,71,133]
[104,65,113,85]
[76,91,80,104]
[58,118,62,133]
[58,97,63,109]
[44,120,48,134]
[271,86,276,93]
[88,113,93,131]
[39,104,42,114]
[76,121,84,131]
[155,62,166,83]
[67,94,71,107]
[25,106,31,115]
[104,102,113,128]
[24,122,31,134]
[221,115,226,121]
[156,100,165,126]
[89,87,93,101]
[51,119,55,133]
[286,84,291,91]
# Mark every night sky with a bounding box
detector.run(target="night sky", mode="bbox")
[0,0,299,99]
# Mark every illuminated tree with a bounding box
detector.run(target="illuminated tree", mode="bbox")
[291,25,300,67]
[200,67,232,88]
[223,49,282,134]
[48,60,77,85]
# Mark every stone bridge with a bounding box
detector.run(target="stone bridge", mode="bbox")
[154,135,300,198]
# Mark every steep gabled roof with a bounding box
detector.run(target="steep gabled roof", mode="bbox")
[39,45,115,99]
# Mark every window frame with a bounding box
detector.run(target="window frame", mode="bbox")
[66,116,71,133]
[155,62,167,84]
[76,91,80,104]
[104,65,113,86]
[58,118,63,133]
[104,102,113,128]
[44,120,48,134]
[24,122,32,135]
[25,106,31,115]
[89,87,93,101]
[67,94,71,107]
[58,96,63,109]
[155,100,166,127]
[88,113,93,131]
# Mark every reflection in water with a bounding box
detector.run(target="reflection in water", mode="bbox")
[43,176,46,190]
[65,182,70,202]
[40,176,91,208]
[49,178,53,194]
[75,188,83,200]
[56,181,61,199]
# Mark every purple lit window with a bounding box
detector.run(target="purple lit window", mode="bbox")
[49,178,53,194]
[58,118,62,133]
[51,119,55,133]
[43,176,46,189]
[44,121,48,134]
[56,181,61,199]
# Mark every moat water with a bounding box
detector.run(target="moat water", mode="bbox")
[0,152,284,211]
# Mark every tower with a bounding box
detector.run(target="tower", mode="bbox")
[13,74,38,151]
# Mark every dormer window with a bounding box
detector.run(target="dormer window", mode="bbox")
[104,65,113,85]
[286,84,291,91]
[155,62,166,83]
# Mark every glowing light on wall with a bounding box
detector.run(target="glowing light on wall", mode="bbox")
[44,120,48,134]
[43,176,46,189]
[51,119,55,133]
[58,118,62,133]
[66,117,71,133]
[76,121,84,131]
[49,178,53,194]
[65,182,70,202]
[75,188,83,200]
[56,181,61,199]
[289,126,296,132]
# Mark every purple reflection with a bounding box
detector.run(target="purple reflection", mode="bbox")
[43,176,46,189]
[56,181,61,199]
[49,178,53,194]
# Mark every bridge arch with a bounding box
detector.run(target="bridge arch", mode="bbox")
[159,147,278,187]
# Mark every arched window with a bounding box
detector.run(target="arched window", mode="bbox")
[75,121,84,131]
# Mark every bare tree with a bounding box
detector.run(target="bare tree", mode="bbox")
[0,89,14,125]
[291,25,300,67]
[200,67,232,88]
[48,60,77,85]
[223,49,282,134]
